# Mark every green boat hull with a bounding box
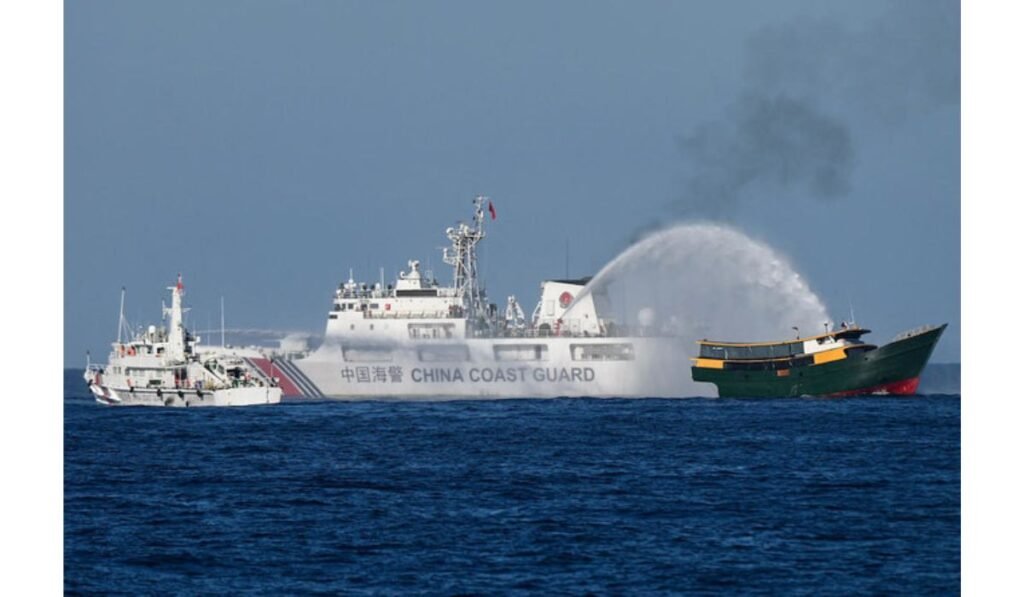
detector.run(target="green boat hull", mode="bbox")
[692,325,946,398]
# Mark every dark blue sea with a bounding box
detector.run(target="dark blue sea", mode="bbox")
[64,369,960,594]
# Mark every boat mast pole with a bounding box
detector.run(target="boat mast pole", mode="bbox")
[117,286,126,344]
[443,196,487,322]
[221,296,225,347]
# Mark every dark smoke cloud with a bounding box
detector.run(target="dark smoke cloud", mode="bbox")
[674,0,959,217]
[677,95,853,217]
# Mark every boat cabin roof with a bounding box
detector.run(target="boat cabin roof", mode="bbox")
[696,327,872,361]
[697,326,870,348]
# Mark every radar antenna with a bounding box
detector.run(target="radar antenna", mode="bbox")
[116,286,128,343]
[443,196,489,325]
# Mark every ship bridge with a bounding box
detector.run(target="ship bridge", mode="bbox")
[322,197,623,342]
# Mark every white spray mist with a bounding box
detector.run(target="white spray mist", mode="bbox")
[571,222,832,349]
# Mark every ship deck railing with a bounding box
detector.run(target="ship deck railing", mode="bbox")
[361,311,462,320]
[890,324,942,342]
[477,327,658,340]
[336,288,460,300]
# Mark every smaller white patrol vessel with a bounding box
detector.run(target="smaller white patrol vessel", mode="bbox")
[84,275,282,407]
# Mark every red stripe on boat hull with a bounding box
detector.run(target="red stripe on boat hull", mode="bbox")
[827,377,920,397]
[247,358,304,397]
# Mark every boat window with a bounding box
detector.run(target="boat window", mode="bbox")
[417,345,470,362]
[845,346,872,358]
[570,343,635,361]
[408,323,456,339]
[721,354,815,371]
[700,342,805,360]
[494,344,549,361]
[342,346,393,362]
[700,345,726,359]
[396,289,439,297]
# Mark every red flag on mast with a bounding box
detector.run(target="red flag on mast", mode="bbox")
[488,200,497,221]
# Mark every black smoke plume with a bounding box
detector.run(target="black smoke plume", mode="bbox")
[674,0,959,217]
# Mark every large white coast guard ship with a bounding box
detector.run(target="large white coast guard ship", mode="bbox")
[272,197,690,399]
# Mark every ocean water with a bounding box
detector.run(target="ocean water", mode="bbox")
[64,370,960,594]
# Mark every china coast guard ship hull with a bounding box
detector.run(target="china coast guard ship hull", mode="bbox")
[276,197,691,399]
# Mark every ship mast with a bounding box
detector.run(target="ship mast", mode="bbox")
[163,274,187,361]
[116,286,127,344]
[443,196,488,325]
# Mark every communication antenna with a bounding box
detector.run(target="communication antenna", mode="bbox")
[426,255,434,283]
[116,286,126,343]
[443,196,488,319]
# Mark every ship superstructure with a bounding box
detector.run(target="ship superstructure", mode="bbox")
[84,276,282,407]
[279,197,690,399]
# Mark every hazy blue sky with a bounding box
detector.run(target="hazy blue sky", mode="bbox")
[65,0,959,365]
